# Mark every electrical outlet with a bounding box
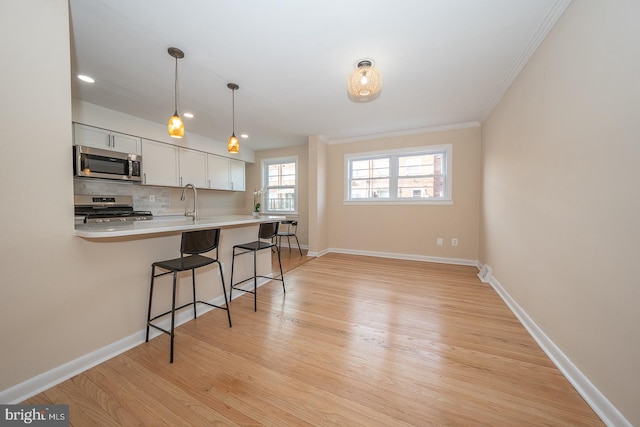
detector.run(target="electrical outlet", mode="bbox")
[451,238,458,246]
[149,195,155,203]
[436,238,443,246]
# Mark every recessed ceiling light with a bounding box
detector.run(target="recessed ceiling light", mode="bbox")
[183,112,194,118]
[77,74,95,83]
[240,134,249,139]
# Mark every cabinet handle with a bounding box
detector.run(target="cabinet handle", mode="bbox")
[230,182,233,190]
[208,179,211,188]
[143,173,146,184]
[180,177,183,186]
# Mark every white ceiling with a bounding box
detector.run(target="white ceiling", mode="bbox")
[69,0,570,151]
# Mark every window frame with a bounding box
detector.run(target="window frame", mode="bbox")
[261,156,299,214]
[344,144,453,205]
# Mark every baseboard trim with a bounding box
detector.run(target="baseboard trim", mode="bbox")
[484,265,631,427]
[1,331,142,404]
[0,277,272,405]
[328,247,478,266]
[307,248,330,257]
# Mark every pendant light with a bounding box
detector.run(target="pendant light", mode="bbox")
[167,47,185,138]
[347,59,381,102]
[227,83,240,153]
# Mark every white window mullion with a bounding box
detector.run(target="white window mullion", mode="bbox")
[389,155,399,201]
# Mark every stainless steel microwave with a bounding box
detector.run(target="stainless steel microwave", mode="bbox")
[74,145,142,182]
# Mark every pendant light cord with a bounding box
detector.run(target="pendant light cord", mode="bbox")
[232,88,235,134]
[174,57,179,114]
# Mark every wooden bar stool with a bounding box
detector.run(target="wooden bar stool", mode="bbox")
[146,228,232,363]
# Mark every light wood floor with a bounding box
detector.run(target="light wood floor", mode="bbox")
[24,252,602,426]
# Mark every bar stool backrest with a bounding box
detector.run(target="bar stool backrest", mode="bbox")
[181,229,220,256]
[258,222,279,240]
[282,220,297,234]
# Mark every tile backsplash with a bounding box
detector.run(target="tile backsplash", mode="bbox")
[74,178,173,213]
[74,178,244,216]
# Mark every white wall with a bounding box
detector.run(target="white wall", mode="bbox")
[308,136,329,255]
[480,1,640,425]
[0,0,78,391]
[326,126,482,262]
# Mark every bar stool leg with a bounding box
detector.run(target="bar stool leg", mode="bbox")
[230,248,236,301]
[253,250,258,312]
[170,271,178,364]
[146,266,156,342]
[191,269,197,319]
[218,262,232,327]
[276,245,285,293]
[295,235,302,256]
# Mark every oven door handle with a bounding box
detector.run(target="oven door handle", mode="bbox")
[128,159,133,178]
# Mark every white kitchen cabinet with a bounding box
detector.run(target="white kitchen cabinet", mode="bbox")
[230,159,245,191]
[207,154,230,190]
[179,148,207,188]
[74,123,141,155]
[141,139,179,187]
[206,155,245,191]
[140,138,245,191]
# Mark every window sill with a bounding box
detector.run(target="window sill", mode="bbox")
[343,200,453,206]
[264,212,299,216]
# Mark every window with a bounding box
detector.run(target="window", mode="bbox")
[262,157,298,213]
[345,144,452,204]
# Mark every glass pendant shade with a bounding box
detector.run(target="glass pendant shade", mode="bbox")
[228,133,239,153]
[347,60,381,102]
[168,47,185,138]
[168,112,184,138]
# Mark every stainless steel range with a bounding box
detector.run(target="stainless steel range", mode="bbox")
[74,195,152,224]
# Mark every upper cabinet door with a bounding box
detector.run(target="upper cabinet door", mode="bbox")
[179,148,207,188]
[73,123,141,155]
[207,154,230,190]
[111,132,141,155]
[141,139,179,187]
[230,159,245,191]
[73,123,110,150]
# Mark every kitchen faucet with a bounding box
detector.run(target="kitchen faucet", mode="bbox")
[180,183,198,220]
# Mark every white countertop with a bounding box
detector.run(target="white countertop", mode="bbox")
[75,215,286,238]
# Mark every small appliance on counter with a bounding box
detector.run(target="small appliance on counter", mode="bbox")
[74,195,152,224]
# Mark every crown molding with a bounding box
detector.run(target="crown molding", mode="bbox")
[327,121,481,145]
[480,0,573,123]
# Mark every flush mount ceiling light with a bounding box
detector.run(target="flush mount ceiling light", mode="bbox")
[227,83,240,154]
[167,47,185,138]
[347,59,381,102]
